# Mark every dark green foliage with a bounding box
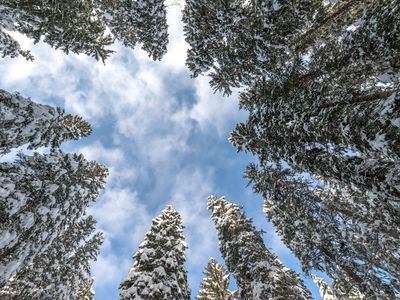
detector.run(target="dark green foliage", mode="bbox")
[94,0,169,60]
[0,29,32,60]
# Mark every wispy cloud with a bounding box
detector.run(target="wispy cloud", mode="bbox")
[170,168,218,259]
[91,238,131,295]
[189,76,246,137]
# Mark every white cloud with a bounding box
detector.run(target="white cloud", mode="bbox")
[71,142,137,186]
[168,167,221,290]
[163,3,189,72]
[88,187,153,294]
[89,188,150,242]
[189,76,246,136]
[77,142,125,166]
[91,239,131,287]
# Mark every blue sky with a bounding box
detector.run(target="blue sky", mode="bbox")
[0,3,324,299]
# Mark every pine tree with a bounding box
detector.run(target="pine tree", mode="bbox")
[229,79,400,208]
[119,205,190,300]
[226,0,400,205]
[131,0,169,60]
[0,150,108,285]
[197,258,237,300]
[232,76,400,160]
[184,0,399,94]
[245,164,399,298]
[311,275,336,300]
[183,0,324,95]
[93,0,138,50]
[0,0,114,61]
[0,29,33,60]
[182,0,246,95]
[185,0,400,223]
[207,195,312,300]
[312,275,364,300]
[1,216,103,299]
[94,0,169,60]
[0,0,169,61]
[228,23,400,289]
[0,89,92,155]
[77,278,95,300]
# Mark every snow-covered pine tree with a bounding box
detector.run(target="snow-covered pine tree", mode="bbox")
[0,150,108,285]
[182,0,245,95]
[94,0,168,60]
[0,0,114,61]
[312,275,364,300]
[230,108,400,210]
[119,205,190,300]
[0,89,92,155]
[93,0,138,50]
[197,258,237,300]
[232,74,400,160]
[184,0,399,95]
[77,278,95,300]
[185,0,400,216]
[0,0,169,61]
[207,195,312,300]
[245,164,399,298]
[0,28,32,60]
[131,0,169,61]
[1,216,103,299]
[311,275,336,300]
[183,0,324,95]
[227,0,400,205]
